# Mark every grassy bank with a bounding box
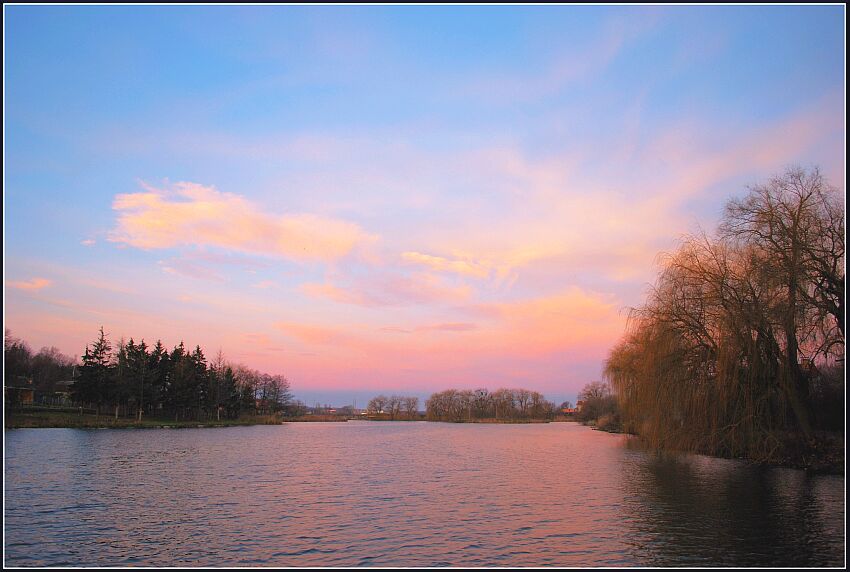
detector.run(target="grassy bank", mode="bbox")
[4,410,282,429]
[289,415,554,423]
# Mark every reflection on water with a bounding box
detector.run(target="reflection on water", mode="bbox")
[3,422,844,567]
[620,446,844,566]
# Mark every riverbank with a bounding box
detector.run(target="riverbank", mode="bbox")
[5,410,559,428]
[576,415,843,474]
[288,414,350,422]
[4,410,282,429]
[443,417,552,423]
[616,427,844,475]
[287,415,553,423]
[359,416,553,423]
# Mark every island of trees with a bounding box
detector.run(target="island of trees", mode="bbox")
[365,394,420,419]
[605,167,844,466]
[425,388,556,422]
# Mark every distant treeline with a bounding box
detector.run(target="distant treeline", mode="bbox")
[4,330,76,396]
[5,328,294,421]
[425,388,556,422]
[605,167,844,462]
[573,381,620,432]
[366,394,420,419]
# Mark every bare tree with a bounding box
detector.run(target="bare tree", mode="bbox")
[403,396,419,419]
[721,166,844,434]
[606,167,844,461]
[425,387,554,422]
[367,394,388,414]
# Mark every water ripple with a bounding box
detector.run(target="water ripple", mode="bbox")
[4,422,844,567]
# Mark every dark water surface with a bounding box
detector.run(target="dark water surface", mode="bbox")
[4,422,845,567]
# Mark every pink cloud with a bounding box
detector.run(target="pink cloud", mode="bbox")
[267,286,623,384]
[401,251,491,278]
[7,277,52,291]
[275,321,358,346]
[110,181,378,262]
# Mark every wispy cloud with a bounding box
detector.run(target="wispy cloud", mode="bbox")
[7,277,52,291]
[158,258,225,282]
[459,11,661,103]
[275,321,357,346]
[401,251,491,279]
[416,322,478,333]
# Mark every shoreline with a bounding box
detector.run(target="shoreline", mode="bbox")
[4,409,564,429]
[600,424,845,476]
[4,410,283,429]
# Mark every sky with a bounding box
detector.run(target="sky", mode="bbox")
[4,5,845,407]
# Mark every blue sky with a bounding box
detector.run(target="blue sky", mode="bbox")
[4,5,845,406]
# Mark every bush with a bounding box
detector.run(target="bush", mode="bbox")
[577,394,619,425]
[596,413,622,433]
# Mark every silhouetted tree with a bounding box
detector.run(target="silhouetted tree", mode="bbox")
[73,327,112,412]
[606,167,844,461]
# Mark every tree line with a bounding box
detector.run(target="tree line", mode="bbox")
[6,327,294,421]
[573,381,620,431]
[366,394,420,419]
[604,167,844,462]
[425,388,556,422]
[4,329,76,398]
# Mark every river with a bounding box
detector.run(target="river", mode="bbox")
[3,421,844,566]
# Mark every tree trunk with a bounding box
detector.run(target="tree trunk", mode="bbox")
[784,252,812,437]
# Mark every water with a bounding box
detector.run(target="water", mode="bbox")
[3,422,845,567]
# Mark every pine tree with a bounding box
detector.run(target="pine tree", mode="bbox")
[149,340,169,413]
[72,327,113,412]
[222,366,240,419]
[169,342,188,419]
[191,345,208,419]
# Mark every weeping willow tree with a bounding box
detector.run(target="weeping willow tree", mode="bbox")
[606,167,844,462]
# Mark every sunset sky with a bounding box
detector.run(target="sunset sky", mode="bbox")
[4,5,845,406]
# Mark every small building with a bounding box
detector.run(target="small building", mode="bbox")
[46,380,75,406]
[5,384,34,405]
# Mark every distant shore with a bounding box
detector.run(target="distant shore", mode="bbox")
[4,409,282,429]
[5,409,567,428]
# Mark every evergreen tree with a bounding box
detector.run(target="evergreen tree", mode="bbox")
[72,327,112,410]
[149,340,170,413]
[191,345,208,419]
[112,338,132,414]
[169,342,189,419]
[222,366,240,419]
